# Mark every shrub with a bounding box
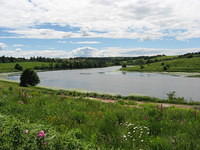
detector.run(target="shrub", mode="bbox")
[121,63,127,68]
[20,69,40,87]
[0,114,92,150]
[167,91,176,100]
[14,63,23,71]
[140,65,144,69]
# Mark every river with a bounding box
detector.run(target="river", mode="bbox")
[7,66,200,101]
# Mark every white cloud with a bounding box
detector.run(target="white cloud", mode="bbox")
[13,44,24,47]
[57,41,68,44]
[0,50,69,58]
[0,42,7,50]
[57,41,101,44]
[0,47,199,58]
[70,41,101,44]
[7,28,82,39]
[15,48,22,52]
[0,0,200,40]
[68,47,99,57]
[98,47,200,57]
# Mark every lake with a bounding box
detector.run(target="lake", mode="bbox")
[8,66,200,101]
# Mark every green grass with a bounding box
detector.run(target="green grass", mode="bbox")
[0,62,50,73]
[150,55,177,61]
[1,80,200,149]
[187,75,200,78]
[122,57,200,72]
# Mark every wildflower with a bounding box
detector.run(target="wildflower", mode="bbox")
[37,130,46,138]
[24,129,29,134]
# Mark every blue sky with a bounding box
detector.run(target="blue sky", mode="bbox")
[0,0,200,57]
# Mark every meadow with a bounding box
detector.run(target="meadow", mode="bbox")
[1,80,200,149]
[0,62,50,73]
[122,57,200,73]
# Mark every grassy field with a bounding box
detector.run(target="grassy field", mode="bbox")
[122,57,200,72]
[0,62,50,73]
[1,80,200,149]
[148,55,177,62]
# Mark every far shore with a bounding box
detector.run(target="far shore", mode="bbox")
[121,68,200,77]
[159,72,200,77]
[0,72,21,80]
[2,68,200,81]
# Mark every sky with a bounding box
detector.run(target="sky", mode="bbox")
[0,0,200,58]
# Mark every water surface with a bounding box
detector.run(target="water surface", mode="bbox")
[8,66,200,101]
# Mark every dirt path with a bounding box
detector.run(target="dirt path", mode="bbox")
[87,97,200,110]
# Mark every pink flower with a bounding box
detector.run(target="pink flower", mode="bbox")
[37,130,46,138]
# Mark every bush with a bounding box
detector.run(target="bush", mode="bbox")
[140,65,144,69]
[14,63,23,71]
[20,69,40,87]
[121,63,127,68]
[0,114,91,150]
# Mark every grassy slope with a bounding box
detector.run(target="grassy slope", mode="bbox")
[0,62,50,73]
[122,57,200,72]
[1,80,200,149]
[149,55,177,61]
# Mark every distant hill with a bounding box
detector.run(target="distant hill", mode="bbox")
[121,52,200,72]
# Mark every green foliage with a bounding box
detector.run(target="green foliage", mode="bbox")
[140,65,144,69]
[1,81,200,149]
[0,62,50,73]
[122,57,200,72]
[166,91,185,103]
[20,69,40,87]
[0,114,91,150]
[121,63,127,68]
[14,63,23,71]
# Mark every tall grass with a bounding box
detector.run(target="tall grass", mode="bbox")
[1,81,200,149]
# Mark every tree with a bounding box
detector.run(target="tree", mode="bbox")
[121,63,127,68]
[14,63,23,71]
[20,69,40,87]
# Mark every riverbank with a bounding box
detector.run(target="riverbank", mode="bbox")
[121,56,200,73]
[1,79,200,106]
[121,67,200,78]
[2,66,200,103]
[148,71,200,77]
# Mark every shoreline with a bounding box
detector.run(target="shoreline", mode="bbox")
[0,72,21,80]
[159,72,200,77]
[120,68,200,77]
[1,67,200,79]
[1,79,200,107]
[1,69,200,103]
[1,79,200,106]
